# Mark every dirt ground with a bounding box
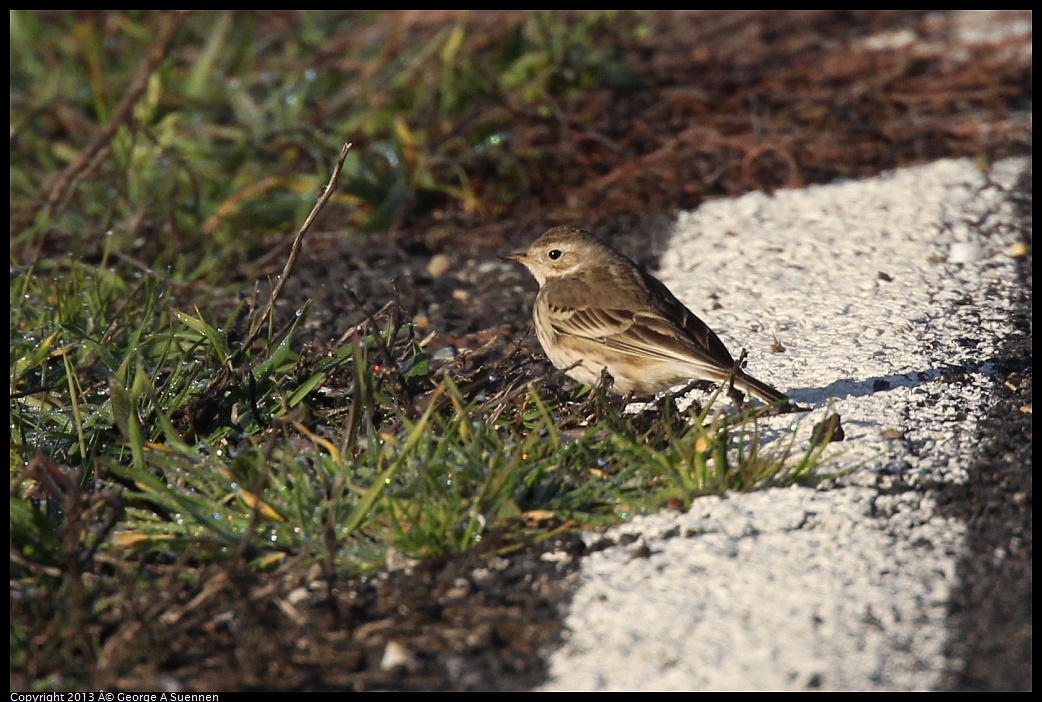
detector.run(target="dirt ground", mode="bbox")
[46,11,1032,691]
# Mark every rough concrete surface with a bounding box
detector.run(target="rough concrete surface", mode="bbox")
[540,157,1030,691]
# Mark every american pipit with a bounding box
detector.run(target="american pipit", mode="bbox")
[502,226,790,406]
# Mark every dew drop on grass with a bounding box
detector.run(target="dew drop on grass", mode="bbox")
[475,132,510,155]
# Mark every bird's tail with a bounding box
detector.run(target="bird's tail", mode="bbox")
[734,371,790,407]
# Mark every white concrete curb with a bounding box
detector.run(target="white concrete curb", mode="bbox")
[540,156,1029,691]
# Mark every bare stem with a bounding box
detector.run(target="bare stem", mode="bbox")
[238,142,354,362]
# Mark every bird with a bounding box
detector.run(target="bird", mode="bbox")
[502,226,790,407]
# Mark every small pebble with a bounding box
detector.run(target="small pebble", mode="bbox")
[948,242,984,264]
[380,640,418,672]
[427,253,452,278]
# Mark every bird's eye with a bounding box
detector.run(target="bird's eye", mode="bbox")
[547,249,563,260]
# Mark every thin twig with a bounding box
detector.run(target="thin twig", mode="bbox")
[334,300,397,347]
[238,142,353,362]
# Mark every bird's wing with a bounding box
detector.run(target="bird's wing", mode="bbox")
[640,270,737,368]
[543,297,731,375]
[539,268,788,404]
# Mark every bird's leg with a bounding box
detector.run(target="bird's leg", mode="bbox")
[663,380,705,417]
[660,392,680,427]
[593,368,618,423]
[579,367,616,424]
[725,349,750,409]
[726,385,746,410]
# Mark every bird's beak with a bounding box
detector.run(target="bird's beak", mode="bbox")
[500,251,529,264]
